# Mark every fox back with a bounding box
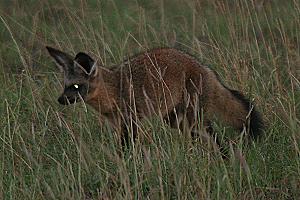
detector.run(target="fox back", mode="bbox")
[46,47,264,140]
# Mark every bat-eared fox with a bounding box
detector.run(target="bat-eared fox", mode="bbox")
[46,46,263,149]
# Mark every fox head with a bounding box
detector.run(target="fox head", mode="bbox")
[46,46,99,105]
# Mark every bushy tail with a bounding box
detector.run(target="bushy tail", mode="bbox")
[228,89,264,138]
[208,82,264,138]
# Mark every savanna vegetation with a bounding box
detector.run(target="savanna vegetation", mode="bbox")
[0,0,299,199]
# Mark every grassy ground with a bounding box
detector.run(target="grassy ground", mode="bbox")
[0,0,299,199]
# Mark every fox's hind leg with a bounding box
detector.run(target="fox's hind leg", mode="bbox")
[164,104,221,151]
[184,105,215,139]
[172,102,227,157]
[163,103,186,131]
[187,110,228,158]
[163,103,211,135]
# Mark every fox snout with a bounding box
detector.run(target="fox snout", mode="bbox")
[57,95,77,105]
[46,46,97,106]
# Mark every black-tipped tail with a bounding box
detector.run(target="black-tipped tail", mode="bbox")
[229,89,264,138]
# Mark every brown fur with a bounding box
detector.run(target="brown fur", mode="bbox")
[46,46,263,145]
[85,48,258,136]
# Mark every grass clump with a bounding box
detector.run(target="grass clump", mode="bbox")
[0,0,299,199]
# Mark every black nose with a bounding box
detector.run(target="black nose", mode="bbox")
[58,96,68,105]
[58,96,77,105]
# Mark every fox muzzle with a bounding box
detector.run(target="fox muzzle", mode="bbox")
[58,95,77,105]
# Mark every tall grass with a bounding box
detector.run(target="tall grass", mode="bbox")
[0,0,299,199]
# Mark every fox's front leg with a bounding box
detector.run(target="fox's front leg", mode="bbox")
[99,113,138,149]
[98,113,123,143]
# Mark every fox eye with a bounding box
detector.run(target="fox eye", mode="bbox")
[73,84,79,89]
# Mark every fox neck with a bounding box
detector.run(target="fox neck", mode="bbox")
[85,68,119,114]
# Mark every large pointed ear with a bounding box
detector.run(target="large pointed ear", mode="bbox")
[74,52,97,76]
[46,46,73,72]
